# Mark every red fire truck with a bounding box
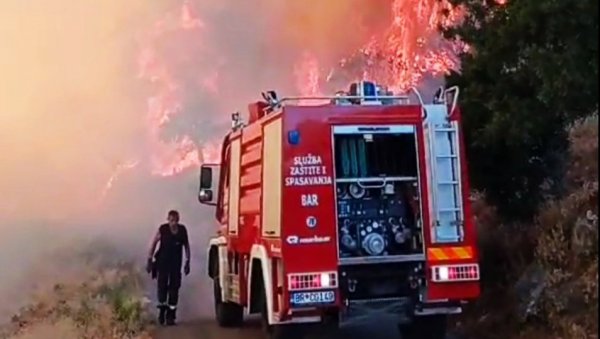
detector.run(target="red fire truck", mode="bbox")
[197,81,480,339]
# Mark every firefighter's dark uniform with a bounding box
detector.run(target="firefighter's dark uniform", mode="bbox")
[155,223,189,324]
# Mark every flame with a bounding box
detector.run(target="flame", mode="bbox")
[0,0,508,212]
[367,0,464,91]
[100,1,219,199]
[293,51,327,105]
[99,159,140,201]
[139,0,464,179]
[294,51,321,97]
[102,0,485,199]
[293,0,465,94]
[138,1,219,178]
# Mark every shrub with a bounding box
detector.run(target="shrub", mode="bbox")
[457,115,598,338]
[1,241,153,339]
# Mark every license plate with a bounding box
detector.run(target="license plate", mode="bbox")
[290,291,335,307]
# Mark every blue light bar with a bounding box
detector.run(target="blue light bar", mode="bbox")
[362,81,376,98]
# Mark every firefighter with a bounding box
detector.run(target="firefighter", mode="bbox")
[146,210,191,325]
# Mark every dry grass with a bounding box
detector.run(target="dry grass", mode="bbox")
[0,241,154,339]
[456,115,598,339]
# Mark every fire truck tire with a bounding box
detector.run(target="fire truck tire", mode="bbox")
[399,314,447,339]
[213,278,243,327]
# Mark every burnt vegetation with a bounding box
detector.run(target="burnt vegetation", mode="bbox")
[441,0,598,337]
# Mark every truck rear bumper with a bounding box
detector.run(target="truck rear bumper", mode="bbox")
[415,305,462,316]
[340,297,462,326]
[341,297,410,326]
[277,298,464,326]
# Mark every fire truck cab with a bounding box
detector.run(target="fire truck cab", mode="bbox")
[198,81,480,339]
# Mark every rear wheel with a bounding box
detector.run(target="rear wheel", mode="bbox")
[399,314,447,339]
[213,277,243,327]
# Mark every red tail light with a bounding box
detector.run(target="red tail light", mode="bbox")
[290,275,299,290]
[312,274,321,287]
[431,264,479,282]
[287,272,338,291]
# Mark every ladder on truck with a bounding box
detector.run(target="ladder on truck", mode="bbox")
[427,117,464,243]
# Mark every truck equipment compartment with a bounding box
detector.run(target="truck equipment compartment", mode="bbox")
[333,126,424,264]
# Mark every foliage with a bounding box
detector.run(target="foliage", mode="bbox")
[442,0,598,220]
[534,116,598,338]
[456,116,598,339]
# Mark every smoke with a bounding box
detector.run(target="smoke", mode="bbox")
[0,0,180,322]
[1,0,458,322]
[129,0,397,318]
[0,0,379,321]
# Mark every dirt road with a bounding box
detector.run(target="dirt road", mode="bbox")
[150,316,455,339]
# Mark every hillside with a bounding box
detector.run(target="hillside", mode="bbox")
[0,242,153,339]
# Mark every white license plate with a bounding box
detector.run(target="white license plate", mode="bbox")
[290,291,335,307]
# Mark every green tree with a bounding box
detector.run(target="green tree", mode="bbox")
[442,0,598,220]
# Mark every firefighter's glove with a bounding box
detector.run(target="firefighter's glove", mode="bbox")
[184,260,190,276]
[145,258,153,275]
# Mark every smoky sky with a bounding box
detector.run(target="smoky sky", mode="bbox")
[1,0,457,320]
[0,0,450,250]
[0,0,394,310]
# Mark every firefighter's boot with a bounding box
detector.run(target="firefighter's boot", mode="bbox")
[165,306,177,326]
[157,305,167,325]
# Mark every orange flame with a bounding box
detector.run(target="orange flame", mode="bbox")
[138,1,219,178]
[294,51,328,105]
[102,0,484,199]
[99,159,140,201]
[100,1,219,200]
[291,0,466,95]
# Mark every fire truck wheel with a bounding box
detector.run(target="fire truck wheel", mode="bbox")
[213,278,243,327]
[398,314,447,339]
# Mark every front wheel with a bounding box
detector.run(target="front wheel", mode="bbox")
[213,278,243,327]
[399,314,447,339]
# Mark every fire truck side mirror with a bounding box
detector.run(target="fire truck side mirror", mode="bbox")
[198,164,220,206]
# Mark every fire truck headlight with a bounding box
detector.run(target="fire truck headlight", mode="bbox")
[438,266,449,281]
[320,273,331,287]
